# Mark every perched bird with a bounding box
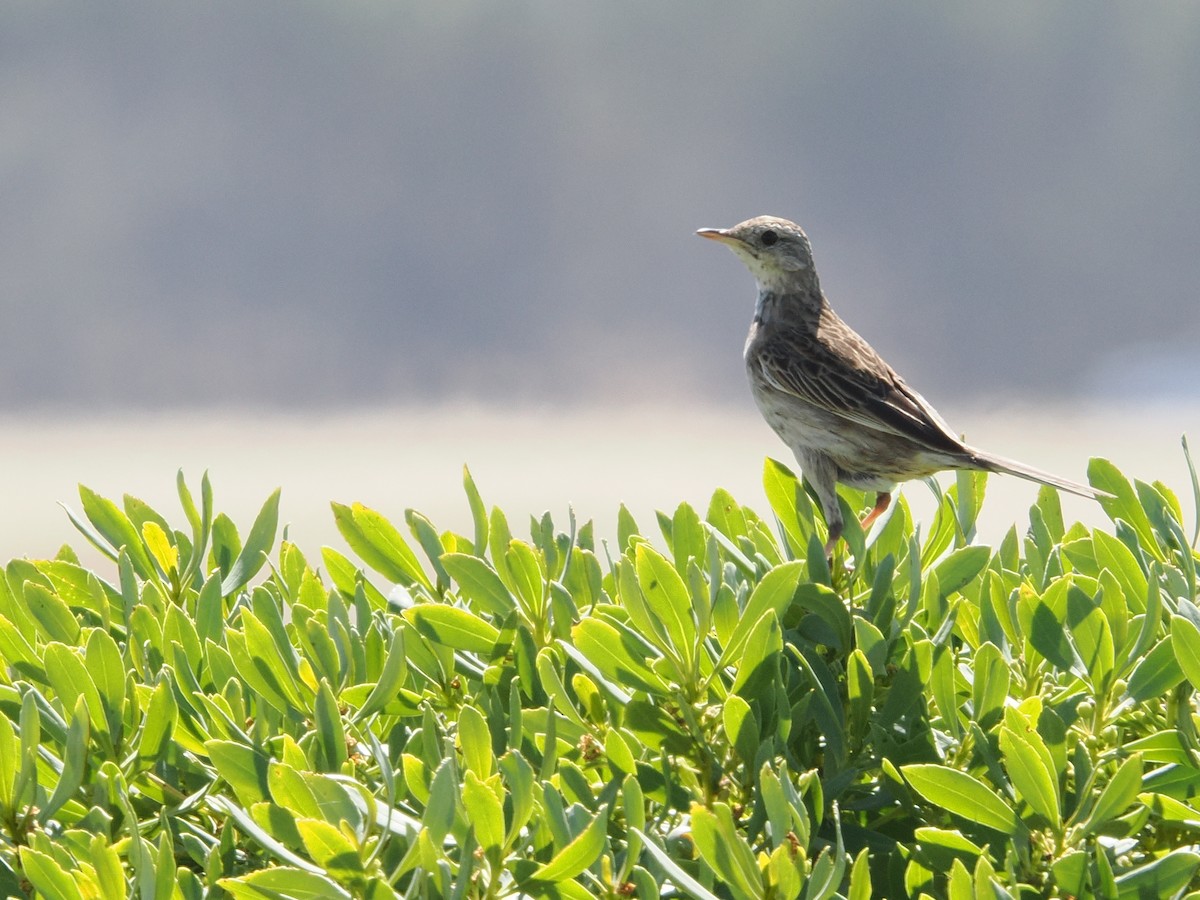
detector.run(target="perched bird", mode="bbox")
[698,215,1101,555]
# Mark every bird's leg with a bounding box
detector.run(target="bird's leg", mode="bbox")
[801,456,844,559]
[822,521,844,558]
[859,491,891,531]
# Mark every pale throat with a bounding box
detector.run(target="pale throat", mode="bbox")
[746,261,802,296]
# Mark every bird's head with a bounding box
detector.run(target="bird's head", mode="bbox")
[696,216,815,293]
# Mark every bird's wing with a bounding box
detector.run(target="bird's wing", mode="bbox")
[754,317,968,457]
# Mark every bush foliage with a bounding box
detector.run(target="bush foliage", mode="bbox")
[2,448,1200,899]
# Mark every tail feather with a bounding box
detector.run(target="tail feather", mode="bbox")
[967,449,1104,500]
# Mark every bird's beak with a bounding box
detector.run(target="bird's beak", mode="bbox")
[696,227,737,245]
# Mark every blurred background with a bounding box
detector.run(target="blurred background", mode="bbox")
[3,3,1198,560]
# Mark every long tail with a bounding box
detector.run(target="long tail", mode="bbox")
[966,449,1104,500]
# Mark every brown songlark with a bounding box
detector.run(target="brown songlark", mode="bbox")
[698,215,1101,555]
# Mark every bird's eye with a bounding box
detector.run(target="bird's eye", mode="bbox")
[760,230,779,247]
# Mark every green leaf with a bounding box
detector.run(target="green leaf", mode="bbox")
[604,728,636,776]
[220,867,353,900]
[1126,638,1184,702]
[505,539,544,617]
[331,501,431,591]
[23,582,81,645]
[708,488,750,541]
[1066,585,1114,691]
[312,679,347,772]
[913,827,984,869]
[723,695,759,766]
[1089,458,1161,558]
[194,573,225,649]
[974,854,1015,899]
[0,714,16,812]
[0,605,41,675]
[790,643,846,768]
[154,828,176,900]
[463,465,489,556]
[18,847,86,900]
[353,630,408,721]
[528,804,609,884]
[758,766,791,851]
[902,764,1021,834]
[635,543,695,669]
[405,509,452,587]
[1079,754,1143,835]
[424,758,457,844]
[570,618,665,696]
[1182,435,1200,548]
[770,842,805,900]
[43,642,109,747]
[1140,792,1200,826]
[207,739,272,806]
[221,488,281,595]
[84,628,126,736]
[615,557,663,649]
[690,802,763,900]
[499,751,535,847]
[78,484,157,578]
[14,694,39,813]
[142,520,179,575]
[999,709,1061,828]
[633,827,723,900]
[1113,849,1200,899]
[670,502,706,575]
[269,762,322,819]
[1026,589,1079,675]
[440,553,514,616]
[616,504,639,552]
[42,696,90,822]
[1124,731,1191,766]
[847,847,871,900]
[1051,851,1089,898]
[295,818,364,882]
[763,457,812,555]
[971,642,1009,730]
[89,834,124,900]
[1093,529,1149,612]
[458,704,494,777]
[793,581,853,651]
[944,858,973,900]
[176,470,206,578]
[929,644,961,740]
[716,561,802,668]
[730,610,782,696]
[208,793,327,876]
[227,611,306,715]
[138,677,178,764]
[934,545,991,595]
[211,514,241,588]
[1171,614,1200,689]
[462,771,505,853]
[536,648,588,729]
[405,604,499,654]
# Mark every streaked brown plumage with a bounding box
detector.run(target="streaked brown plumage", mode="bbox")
[698,215,1102,554]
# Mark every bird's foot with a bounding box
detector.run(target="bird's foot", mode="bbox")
[823,538,839,559]
[859,491,891,532]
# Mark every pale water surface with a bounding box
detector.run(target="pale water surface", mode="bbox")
[2,403,1196,565]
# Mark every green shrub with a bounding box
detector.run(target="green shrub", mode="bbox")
[1,448,1199,899]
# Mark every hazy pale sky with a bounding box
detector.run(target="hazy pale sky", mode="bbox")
[3,2,1199,411]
